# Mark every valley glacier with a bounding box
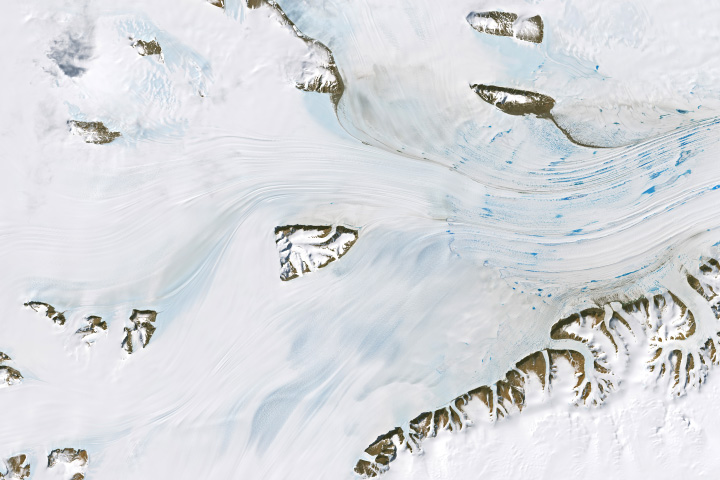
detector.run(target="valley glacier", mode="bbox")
[2,0,720,479]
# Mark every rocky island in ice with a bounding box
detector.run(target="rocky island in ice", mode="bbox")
[75,316,107,345]
[467,11,544,43]
[130,38,163,59]
[67,121,121,145]
[275,225,358,281]
[0,354,22,389]
[0,455,30,480]
[121,310,158,354]
[47,448,88,480]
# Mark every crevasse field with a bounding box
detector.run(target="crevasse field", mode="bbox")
[3,0,720,478]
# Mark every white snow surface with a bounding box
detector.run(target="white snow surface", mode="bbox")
[2,0,720,479]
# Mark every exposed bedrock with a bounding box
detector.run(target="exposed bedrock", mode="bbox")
[354,256,720,477]
[470,84,609,149]
[24,301,66,325]
[25,302,106,346]
[0,353,22,388]
[67,120,121,144]
[245,0,344,106]
[76,315,108,344]
[48,448,88,480]
[131,38,162,57]
[275,225,358,281]
[0,455,30,480]
[122,309,158,354]
[467,11,544,43]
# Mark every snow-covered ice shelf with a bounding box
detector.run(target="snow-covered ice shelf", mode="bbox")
[3,0,720,479]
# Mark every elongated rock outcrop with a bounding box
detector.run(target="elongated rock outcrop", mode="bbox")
[24,301,66,326]
[470,84,607,148]
[467,11,544,43]
[246,0,344,106]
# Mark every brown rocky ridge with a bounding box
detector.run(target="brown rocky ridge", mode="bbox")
[24,301,66,325]
[131,38,162,57]
[122,309,158,354]
[0,455,30,480]
[275,225,358,281]
[76,315,108,344]
[246,0,345,106]
[67,121,121,144]
[466,11,544,43]
[48,448,88,480]
[470,84,608,148]
[0,353,22,388]
[354,255,720,477]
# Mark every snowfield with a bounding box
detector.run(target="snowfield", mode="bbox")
[2,0,720,479]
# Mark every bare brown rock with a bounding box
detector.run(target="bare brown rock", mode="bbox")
[122,309,158,354]
[24,301,66,325]
[0,454,30,480]
[68,120,121,144]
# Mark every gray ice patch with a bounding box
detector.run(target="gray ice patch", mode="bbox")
[48,32,93,77]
